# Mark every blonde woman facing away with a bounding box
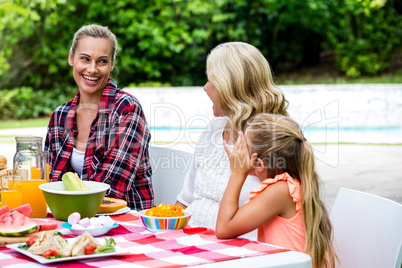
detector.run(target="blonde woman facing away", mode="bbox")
[176,42,289,229]
[216,113,338,268]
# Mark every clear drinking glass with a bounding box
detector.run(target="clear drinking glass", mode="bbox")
[1,175,22,209]
[0,169,27,204]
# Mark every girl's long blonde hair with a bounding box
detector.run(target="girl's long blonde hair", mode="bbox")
[245,113,338,268]
[206,42,288,142]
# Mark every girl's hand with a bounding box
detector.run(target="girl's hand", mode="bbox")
[223,131,257,176]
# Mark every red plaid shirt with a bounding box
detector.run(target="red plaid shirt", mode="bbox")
[44,78,154,210]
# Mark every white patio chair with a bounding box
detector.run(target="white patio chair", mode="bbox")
[329,188,402,268]
[149,145,193,206]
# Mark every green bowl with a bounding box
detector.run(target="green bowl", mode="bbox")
[39,181,110,221]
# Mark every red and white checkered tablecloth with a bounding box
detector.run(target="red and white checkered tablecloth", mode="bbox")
[0,212,289,267]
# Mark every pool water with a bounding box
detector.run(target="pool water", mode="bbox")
[127,84,402,145]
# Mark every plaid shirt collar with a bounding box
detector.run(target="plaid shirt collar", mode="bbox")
[65,78,117,132]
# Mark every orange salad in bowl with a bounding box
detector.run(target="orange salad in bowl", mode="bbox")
[145,203,185,217]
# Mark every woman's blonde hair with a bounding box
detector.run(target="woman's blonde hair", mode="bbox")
[245,113,338,268]
[70,24,119,64]
[206,42,288,142]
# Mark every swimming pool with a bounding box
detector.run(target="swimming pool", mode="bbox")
[126,84,402,145]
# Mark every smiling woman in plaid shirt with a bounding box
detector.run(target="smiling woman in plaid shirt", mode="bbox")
[44,24,153,210]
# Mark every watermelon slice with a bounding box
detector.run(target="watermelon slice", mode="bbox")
[0,205,10,217]
[0,210,38,237]
[0,206,11,222]
[32,219,58,231]
[11,204,33,217]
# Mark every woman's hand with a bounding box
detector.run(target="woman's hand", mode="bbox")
[223,131,257,176]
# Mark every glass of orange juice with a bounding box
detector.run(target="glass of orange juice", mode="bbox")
[19,167,48,218]
[1,169,27,204]
[1,175,23,209]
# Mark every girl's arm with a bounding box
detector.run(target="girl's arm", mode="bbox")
[215,132,292,239]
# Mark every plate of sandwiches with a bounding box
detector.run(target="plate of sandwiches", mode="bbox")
[7,230,129,264]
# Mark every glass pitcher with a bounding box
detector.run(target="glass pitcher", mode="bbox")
[13,136,47,218]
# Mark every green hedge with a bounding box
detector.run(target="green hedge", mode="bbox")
[0,0,401,91]
[0,86,76,120]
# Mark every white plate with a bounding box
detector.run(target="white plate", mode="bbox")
[62,222,119,236]
[6,238,130,264]
[96,206,130,216]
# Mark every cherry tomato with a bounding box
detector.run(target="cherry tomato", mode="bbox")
[42,250,58,258]
[28,235,38,247]
[84,245,100,255]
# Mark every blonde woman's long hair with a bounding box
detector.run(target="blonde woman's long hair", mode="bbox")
[245,113,338,268]
[206,42,288,143]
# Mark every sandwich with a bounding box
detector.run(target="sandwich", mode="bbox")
[71,231,101,256]
[0,155,7,177]
[27,230,102,257]
[28,230,71,256]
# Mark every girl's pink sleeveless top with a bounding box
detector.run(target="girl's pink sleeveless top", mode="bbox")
[248,172,305,252]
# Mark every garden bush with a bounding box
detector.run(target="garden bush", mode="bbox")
[0,0,400,93]
[0,86,76,120]
[326,0,402,77]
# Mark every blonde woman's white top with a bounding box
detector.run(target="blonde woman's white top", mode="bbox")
[177,116,261,230]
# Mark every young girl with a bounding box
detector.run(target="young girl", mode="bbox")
[216,113,337,268]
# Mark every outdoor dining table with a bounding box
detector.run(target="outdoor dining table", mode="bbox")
[0,211,312,267]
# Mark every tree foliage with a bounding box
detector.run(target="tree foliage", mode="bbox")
[326,0,402,77]
[0,0,401,93]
